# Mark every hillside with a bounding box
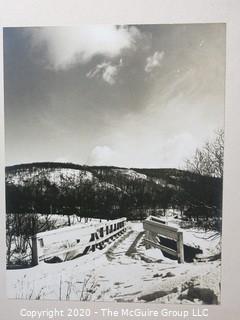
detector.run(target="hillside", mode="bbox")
[5,162,222,221]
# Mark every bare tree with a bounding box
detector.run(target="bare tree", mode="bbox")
[185,129,224,178]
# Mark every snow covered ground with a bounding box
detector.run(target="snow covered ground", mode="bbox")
[7,221,221,304]
[6,168,94,187]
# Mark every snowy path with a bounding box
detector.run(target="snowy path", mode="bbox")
[7,222,221,303]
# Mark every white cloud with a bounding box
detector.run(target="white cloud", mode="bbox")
[30,26,140,70]
[102,65,118,85]
[89,145,115,165]
[86,59,122,85]
[145,51,165,73]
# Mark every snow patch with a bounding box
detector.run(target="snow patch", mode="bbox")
[6,168,93,187]
[113,169,148,180]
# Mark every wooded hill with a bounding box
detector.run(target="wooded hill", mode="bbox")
[5,162,222,224]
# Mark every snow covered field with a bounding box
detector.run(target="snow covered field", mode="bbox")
[7,220,221,304]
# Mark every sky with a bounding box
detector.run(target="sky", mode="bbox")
[3,24,226,168]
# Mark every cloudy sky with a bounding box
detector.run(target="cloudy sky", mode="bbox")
[4,24,225,168]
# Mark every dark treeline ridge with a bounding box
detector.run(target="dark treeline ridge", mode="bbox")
[7,162,188,175]
[5,162,222,230]
[6,162,125,172]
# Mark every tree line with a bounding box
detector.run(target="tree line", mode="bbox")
[6,167,222,224]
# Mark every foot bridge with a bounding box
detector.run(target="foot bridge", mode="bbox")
[31,217,127,265]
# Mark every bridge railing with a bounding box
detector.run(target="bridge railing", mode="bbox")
[143,215,184,263]
[32,217,127,265]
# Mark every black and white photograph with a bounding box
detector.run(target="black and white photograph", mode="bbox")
[4,24,225,304]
